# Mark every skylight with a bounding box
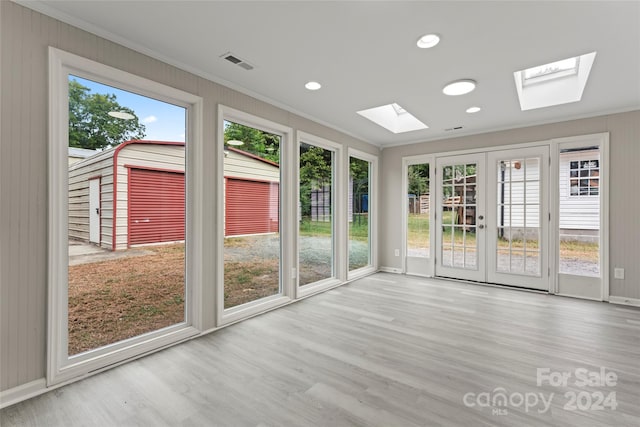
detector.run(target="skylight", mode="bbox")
[523,57,579,85]
[513,52,596,111]
[357,103,428,134]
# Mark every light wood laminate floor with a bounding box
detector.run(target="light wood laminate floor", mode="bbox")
[2,273,640,426]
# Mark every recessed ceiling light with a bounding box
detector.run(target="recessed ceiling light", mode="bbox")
[466,106,481,113]
[227,140,244,146]
[108,111,135,120]
[416,34,440,49]
[305,81,322,91]
[443,79,477,96]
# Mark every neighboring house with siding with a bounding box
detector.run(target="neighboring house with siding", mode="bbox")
[559,148,600,240]
[68,141,280,250]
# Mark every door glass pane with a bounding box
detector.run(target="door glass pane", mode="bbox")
[495,158,541,277]
[464,240,477,268]
[223,121,281,308]
[67,75,187,356]
[559,148,600,276]
[349,156,371,271]
[441,162,477,271]
[526,252,541,275]
[441,243,453,267]
[510,250,525,272]
[407,163,430,257]
[299,142,334,285]
[453,244,464,267]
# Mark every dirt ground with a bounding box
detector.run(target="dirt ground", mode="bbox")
[68,237,361,353]
[68,244,185,355]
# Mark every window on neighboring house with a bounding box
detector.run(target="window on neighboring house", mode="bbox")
[569,159,599,196]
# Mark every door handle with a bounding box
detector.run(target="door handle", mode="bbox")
[95,208,100,215]
[478,224,485,229]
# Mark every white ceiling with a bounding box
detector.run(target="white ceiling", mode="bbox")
[17,1,640,147]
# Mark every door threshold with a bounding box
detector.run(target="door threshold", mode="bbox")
[434,275,549,294]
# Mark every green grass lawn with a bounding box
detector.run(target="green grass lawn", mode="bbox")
[299,215,370,242]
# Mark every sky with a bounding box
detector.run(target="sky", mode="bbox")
[69,75,187,142]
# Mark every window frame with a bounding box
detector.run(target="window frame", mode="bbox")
[401,154,436,277]
[568,158,600,197]
[296,131,344,298]
[347,148,378,280]
[48,47,204,386]
[216,105,294,326]
[551,133,609,300]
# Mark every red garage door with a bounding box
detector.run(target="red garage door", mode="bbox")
[226,178,279,236]
[129,168,185,246]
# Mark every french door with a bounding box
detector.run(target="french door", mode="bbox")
[487,146,549,290]
[435,147,549,291]
[435,154,486,282]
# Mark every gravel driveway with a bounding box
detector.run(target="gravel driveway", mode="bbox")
[224,234,370,274]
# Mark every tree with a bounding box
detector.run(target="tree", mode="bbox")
[408,164,429,196]
[299,144,332,218]
[223,121,280,164]
[349,157,369,215]
[69,79,146,150]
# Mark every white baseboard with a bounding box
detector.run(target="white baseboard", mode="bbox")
[0,378,47,409]
[609,296,640,307]
[378,266,402,274]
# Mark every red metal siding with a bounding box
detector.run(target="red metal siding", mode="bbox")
[128,168,185,246]
[225,178,279,236]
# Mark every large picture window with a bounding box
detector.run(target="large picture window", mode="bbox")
[49,48,202,385]
[407,163,430,258]
[299,142,335,286]
[67,76,188,356]
[559,147,601,277]
[348,149,377,277]
[222,120,282,309]
[217,106,293,323]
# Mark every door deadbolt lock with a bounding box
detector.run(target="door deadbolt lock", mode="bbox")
[478,215,484,220]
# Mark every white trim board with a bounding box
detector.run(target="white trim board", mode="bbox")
[609,296,640,308]
[0,379,47,410]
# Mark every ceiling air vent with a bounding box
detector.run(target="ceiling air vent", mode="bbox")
[445,126,464,132]
[221,52,255,70]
